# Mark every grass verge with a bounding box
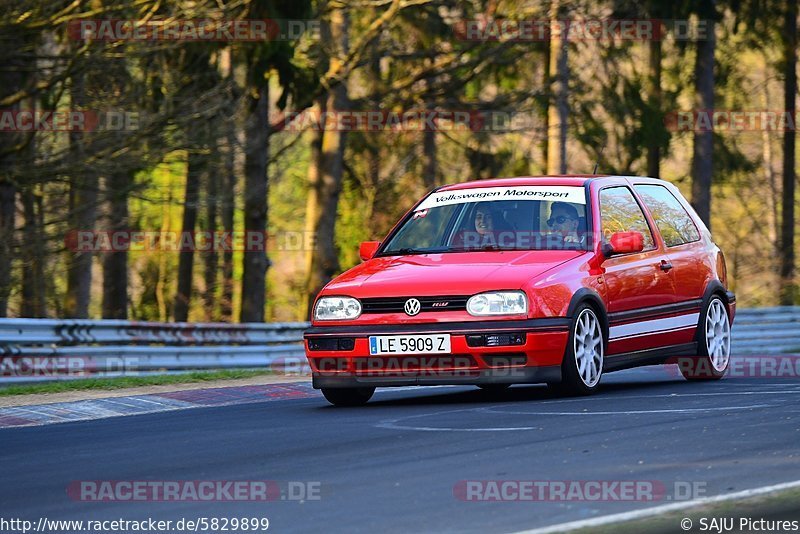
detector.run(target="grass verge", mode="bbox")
[568,486,800,534]
[0,369,278,397]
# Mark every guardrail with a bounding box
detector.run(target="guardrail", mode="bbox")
[731,306,800,355]
[0,307,797,383]
[0,319,309,383]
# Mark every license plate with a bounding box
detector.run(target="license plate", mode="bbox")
[368,334,451,355]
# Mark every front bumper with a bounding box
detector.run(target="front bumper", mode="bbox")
[304,318,569,388]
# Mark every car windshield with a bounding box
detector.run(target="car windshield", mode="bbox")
[379,185,590,255]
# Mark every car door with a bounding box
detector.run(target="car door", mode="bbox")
[597,185,677,356]
[632,183,708,346]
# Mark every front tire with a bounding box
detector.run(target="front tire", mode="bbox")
[680,296,731,380]
[553,304,604,395]
[321,387,375,406]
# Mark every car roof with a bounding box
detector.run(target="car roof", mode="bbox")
[436,175,665,191]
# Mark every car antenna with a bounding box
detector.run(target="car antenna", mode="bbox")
[592,140,607,175]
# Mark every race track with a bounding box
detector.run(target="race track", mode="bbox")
[2,365,800,533]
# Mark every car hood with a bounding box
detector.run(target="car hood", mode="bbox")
[321,250,584,297]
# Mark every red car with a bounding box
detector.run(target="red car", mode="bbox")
[304,176,736,406]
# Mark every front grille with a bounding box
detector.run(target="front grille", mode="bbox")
[361,295,469,314]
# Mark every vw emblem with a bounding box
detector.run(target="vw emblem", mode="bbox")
[404,298,421,316]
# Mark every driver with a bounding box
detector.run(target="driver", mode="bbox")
[547,202,583,245]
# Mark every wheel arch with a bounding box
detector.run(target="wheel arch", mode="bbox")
[566,288,609,344]
[701,279,730,306]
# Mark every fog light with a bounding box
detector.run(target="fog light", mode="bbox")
[466,332,526,347]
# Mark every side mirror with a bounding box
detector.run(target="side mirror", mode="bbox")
[359,241,381,261]
[602,231,645,257]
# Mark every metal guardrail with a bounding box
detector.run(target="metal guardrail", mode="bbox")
[0,307,797,383]
[731,306,800,354]
[0,319,310,382]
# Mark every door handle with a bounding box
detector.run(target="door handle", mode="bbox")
[660,260,673,272]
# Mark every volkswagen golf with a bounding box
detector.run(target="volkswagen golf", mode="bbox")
[304,175,736,406]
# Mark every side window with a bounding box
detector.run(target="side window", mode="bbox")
[634,185,701,247]
[599,187,656,251]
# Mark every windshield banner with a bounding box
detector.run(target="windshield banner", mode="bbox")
[415,186,586,211]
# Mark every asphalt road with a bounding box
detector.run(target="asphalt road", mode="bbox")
[2,365,800,534]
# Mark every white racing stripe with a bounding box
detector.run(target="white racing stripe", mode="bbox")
[512,478,800,534]
[609,312,699,340]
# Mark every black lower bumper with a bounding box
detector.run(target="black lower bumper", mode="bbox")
[303,317,570,337]
[312,365,562,389]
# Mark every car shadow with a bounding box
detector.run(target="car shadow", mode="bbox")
[341,375,698,408]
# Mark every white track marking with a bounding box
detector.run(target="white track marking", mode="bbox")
[375,404,772,432]
[481,404,772,416]
[510,479,800,534]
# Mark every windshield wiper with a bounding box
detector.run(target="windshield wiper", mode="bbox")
[450,244,504,252]
[380,247,435,256]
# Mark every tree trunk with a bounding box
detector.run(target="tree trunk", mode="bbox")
[19,92,45,317]
[239,77,270,323]
[219,48,237,322]
[305,7,349,317]
[546,0,568,175]
[647,39,662,178]
[173,152,203,322]
[102,171,129,319]
[20,186,46,317]
[422,122,437,189]
[220,125,236,321]
[691,4,715,229]
[203,162,219,321]
[780,0,797,305]
[0,179,13,317]
[303,102,326,318]
[761,76,780,253]
[64,72,97,318]
[0,33,25,317]
[540,34,550,174]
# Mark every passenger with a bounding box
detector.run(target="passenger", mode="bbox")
[452,203,514,249]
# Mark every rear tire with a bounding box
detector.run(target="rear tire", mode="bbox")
[680,295,730,381]
[321,387,375,406]
[552,304,604,396]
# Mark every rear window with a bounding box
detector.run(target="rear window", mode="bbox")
[634,185,701,247]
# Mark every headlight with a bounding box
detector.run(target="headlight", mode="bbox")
[467,291,528,316]
[314,296,362,320]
